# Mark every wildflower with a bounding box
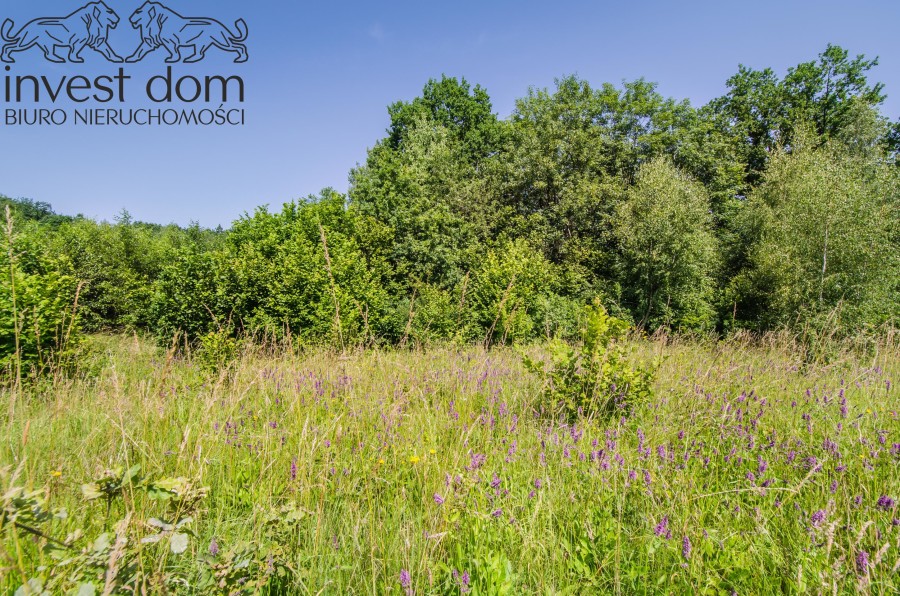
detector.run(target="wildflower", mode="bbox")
[399,569,412,594]
[876,495,895,510]
[50,470,62,478]
[534,478,543,489]
[682,535,691,559]
[209,538,219,556]
[378,458,385,465]
[811,510,826,527]
[654,516,671,539]
[429,449,436,455]
[409,456,420,464]
[290,458,297,481]
[491,509,503,518]
[460,570,471,593]
[491,474,501,489]
[856,550,869,574]
[433,493,445,505]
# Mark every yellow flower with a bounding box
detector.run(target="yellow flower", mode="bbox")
[50,470,62,478]
[429,449,436,455]
[378,459,385,465]
[866,408,872,414]
[409,456,420,464]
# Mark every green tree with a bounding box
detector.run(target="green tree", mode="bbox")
[735,133,899,332]
[711,45,886,189]
[613,158,720,331]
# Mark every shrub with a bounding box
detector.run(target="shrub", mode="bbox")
[1,209,83,379]
[523,299,655,420]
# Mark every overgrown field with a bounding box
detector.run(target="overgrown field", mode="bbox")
[2,333,899,594]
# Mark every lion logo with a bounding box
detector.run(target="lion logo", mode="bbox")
[1,2,124,63]
[126,2,248,64]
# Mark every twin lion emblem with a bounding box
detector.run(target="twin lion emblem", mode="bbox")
[1,2,248,64]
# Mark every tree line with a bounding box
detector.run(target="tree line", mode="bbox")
[2,45,898,374]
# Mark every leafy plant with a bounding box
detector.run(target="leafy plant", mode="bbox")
[523,299,656,420]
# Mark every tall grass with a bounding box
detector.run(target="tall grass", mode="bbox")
[1,333,898,594]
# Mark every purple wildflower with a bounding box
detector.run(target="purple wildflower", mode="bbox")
[877,495,895,510]
[433,493,445,505]
[534,478,543,489]
[682,535,691,559]
[399,569,412,594]
[209,538,219,556]
[811,510,826,527]
[856,550,869,574]
[290,458,297,481]
[491,509,503,518]
[654,516,671,540]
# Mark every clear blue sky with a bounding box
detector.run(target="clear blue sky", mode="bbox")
[1,0,898,227]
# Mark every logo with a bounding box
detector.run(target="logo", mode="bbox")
[126,2,247,64]
[1,2,124,63]
[1,1,248,64]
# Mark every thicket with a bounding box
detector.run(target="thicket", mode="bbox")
[1,45,898,372]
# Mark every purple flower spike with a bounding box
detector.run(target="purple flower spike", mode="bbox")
[654,516,671,540]
[399,569,412,594]
[856,550,869,574]
[811,510,826,527]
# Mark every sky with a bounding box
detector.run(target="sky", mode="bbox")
[0,0,898,228]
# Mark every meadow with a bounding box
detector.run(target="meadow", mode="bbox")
[1,330,898,594]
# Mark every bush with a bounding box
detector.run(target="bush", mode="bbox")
[523,299,655,420]
[1,209,83,379]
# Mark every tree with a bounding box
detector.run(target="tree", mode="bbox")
[735,133,899,332]
[386,75,502,164]
[711,45,886,189]
[613,158,720,331]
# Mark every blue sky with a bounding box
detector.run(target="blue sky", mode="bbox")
[1,0,898,227]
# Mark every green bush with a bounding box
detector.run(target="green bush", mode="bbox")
[523,299,655,420]
[1,210,83,379]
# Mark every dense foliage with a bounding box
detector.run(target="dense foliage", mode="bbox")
[1,45,898,371]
